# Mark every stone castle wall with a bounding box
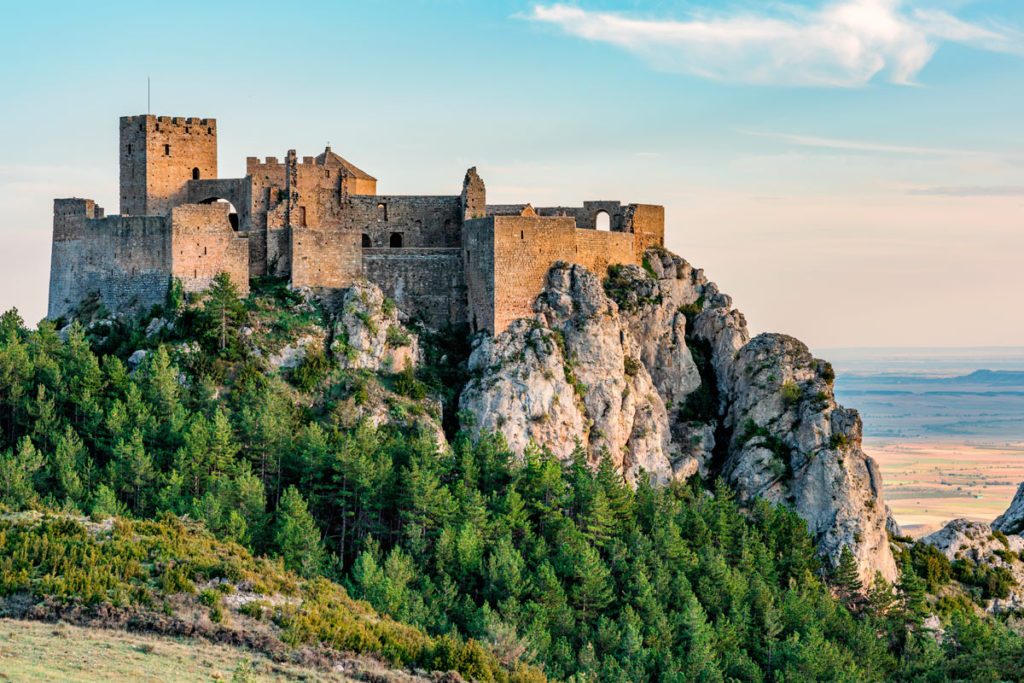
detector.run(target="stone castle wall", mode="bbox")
[292,228,363,289]
[51,115,666,335]
[465,215,643,334]
[49,199,172,319]
[363,248,467,328]
[168,204,250,296]
[345,196,462,248]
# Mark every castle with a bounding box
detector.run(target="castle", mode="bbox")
[49,115,665,334]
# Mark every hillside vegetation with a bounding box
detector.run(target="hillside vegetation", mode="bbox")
[0,617,368,682]
[1,273,1024,681]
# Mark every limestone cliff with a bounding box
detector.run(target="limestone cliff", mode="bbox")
[458,247,897,582]
[459,264,676,484]
[993,482,1024,535]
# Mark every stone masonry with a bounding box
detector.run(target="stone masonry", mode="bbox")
[49,115,665,332]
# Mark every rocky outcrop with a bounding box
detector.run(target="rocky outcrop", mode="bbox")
[266,335,318,369]
[922,518,1024,612]
[994,482,1024,535]
[923,519,1024,562]
[461,264,676,484]
[457,247,897,582]
[885,505,903,538]
[331,282,419,373]
[713,333,897,583]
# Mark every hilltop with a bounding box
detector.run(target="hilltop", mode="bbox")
[4,247,1024,680]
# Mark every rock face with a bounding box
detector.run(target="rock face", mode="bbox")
[460,264,675,484]
[331,282,419,373]
[923,519,1024,562]
[713,333,897,583]
[922,518,1024,612]
[267,335,317,369]
[994,482,1024,534]
[457,247,898,583]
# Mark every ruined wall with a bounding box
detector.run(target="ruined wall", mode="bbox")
[169,204,250,296]
[536,201,627,231]
[49,198,172,319]
[363,248,466,329]
[245,156,289,277]
[466,215,644,334]
[463,219,495,334]
[120,115,217,216]
[292,228,362,289]
[346,195,462,248]
[186,177,252,233]
[461,168,486,220]
[575,227,636,278]
[626,203,665,260]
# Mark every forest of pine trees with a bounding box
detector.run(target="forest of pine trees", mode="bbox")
[2,278,1024,681]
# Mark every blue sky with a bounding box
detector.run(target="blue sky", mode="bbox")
[1,0,1022,347]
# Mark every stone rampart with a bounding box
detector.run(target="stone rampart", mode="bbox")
[49,199,172,319]
[169,203,250,296]
[363,248,466,328]
[347,196,462,248]
[292,228,362,289]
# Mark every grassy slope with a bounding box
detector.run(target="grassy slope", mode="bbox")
[0,618,365,682]
[0,513,539,683]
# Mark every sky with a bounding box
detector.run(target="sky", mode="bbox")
[1,0,1022,349]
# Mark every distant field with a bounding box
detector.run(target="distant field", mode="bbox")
[0,618,358,682]
[865,440,1024,538]
[817,348,1024,537]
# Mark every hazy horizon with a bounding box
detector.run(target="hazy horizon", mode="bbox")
[2,0,1022,349]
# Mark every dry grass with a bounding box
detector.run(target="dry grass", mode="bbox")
[866,440,1024,537]
[0,618,360,682]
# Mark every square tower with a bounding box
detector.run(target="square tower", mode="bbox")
[120,115,217,216]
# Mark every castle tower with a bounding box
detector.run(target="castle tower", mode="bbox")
[119,115,217,216]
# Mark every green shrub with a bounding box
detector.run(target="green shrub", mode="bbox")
[394,364,427,400]
[292,348,331,392]
[386,325,411,348]
[780,380,802,407]
[677,295,705,320]
[830,433,851,449]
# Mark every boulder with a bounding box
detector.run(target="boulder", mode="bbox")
[331,282,419,373]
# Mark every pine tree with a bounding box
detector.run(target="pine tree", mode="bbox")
[897,563,928,630]
[865,571,895,620]
[833,545,864,608]
[0,436,41,507]
[680,595,724,683]
[274,486,325,577]
[571,542,613,620]
[51,424,86,505]
[111,429,153,514]
[203,272,245,353]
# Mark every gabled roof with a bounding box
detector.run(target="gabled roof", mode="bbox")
[314,146,376,181]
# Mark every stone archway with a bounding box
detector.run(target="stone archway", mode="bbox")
[198,197,239,230]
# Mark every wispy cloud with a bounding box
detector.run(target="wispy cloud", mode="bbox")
[739,129,985,156]
[527,1,1023,87]
[908,185,1024,196]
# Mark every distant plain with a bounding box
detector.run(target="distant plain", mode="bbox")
[823,347,1024,537]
